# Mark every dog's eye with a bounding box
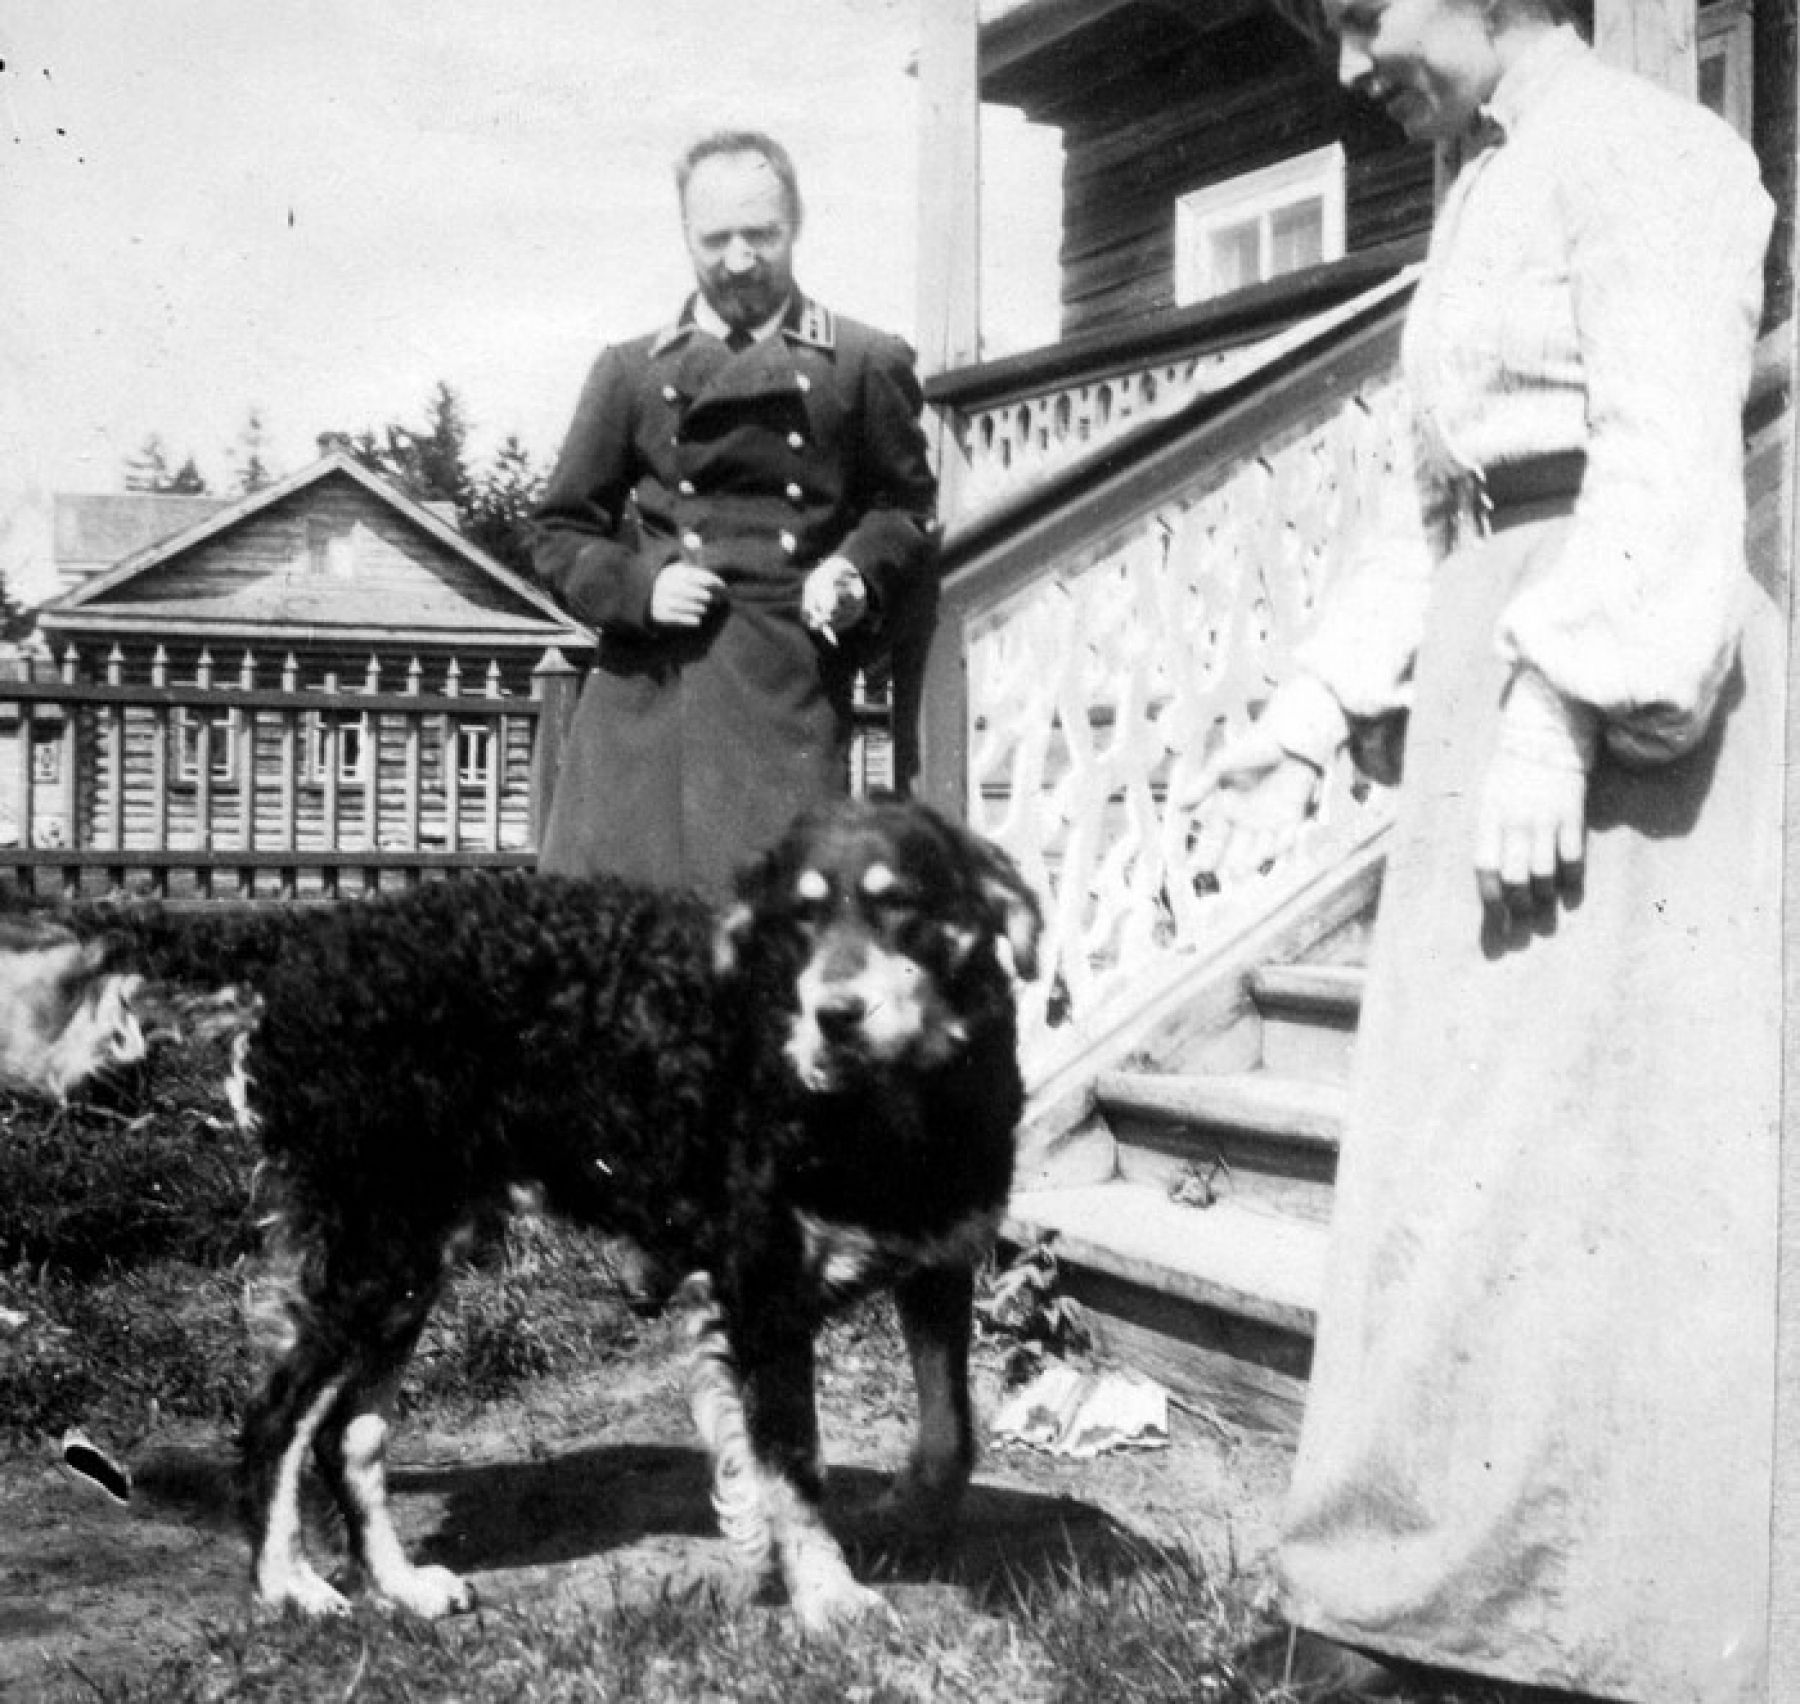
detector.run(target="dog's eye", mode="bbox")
[790,871,834,925]
[790,892,831,927]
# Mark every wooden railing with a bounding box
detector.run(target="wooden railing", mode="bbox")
[0,646,580,900]
[920,284,1417,1083]
[927,245,1423,516]
[0,643,898,903]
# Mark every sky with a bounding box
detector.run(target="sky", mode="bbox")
[0,0,1061,601]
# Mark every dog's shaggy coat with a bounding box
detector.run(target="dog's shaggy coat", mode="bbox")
[109,799,1040,1627]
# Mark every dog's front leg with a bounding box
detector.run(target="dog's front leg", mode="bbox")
[676,1272,886,1632]
[324,1385,474,1619]
[676,1272,774,1582]
[880,1264,976,1535]
[741,1323,891,1634]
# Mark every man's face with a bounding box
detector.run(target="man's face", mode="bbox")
[682,150,798,332]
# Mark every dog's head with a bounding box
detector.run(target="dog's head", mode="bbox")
[717,799,1041,1093]
[0,915,147,1103]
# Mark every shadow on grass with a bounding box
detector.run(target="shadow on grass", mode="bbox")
[391,1443,1175,1611]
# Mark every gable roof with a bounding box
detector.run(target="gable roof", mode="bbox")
[53,492,233,590]
[40,454,585,651]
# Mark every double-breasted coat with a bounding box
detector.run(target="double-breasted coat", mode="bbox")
[530,294,938,899]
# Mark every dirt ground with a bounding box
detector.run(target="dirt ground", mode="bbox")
[0,1316,1297,1700]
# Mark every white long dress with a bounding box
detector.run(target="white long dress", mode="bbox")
[1262,30,1780,1704]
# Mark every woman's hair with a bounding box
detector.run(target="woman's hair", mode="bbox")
[675,131,804,229]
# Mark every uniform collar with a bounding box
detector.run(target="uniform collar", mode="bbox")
[1479,24,1589,143]
[691,293,789,346]
[651,292,837,356]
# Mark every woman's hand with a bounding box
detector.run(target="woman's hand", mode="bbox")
[1473,748,1587,924]
[1181,729,1321,880]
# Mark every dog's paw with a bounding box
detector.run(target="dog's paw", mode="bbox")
[791,1577,896,1637]
[257,1563,352,1619]
[377,1563,475,1620]
[872,1467,966,1539]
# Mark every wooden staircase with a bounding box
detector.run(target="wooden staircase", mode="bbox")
[1005,943,1370,1437]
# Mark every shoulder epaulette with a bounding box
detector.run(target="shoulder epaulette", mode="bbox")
[786,298,837,351]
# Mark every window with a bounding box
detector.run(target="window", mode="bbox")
[1175,144,1347,306]
[31,730,61,785]
[304,710,369,787]
[453,721,494,788]
[303,518,367,579]
[1698,0,1754,140]
[174,709,238,786]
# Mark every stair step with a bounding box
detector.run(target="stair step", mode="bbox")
[1098,1067,1345,1213]
[1008,1181,1324,1332]
[1249,963,1365,1084]
[1004,1179,1326,1433]
[1098,1068,1345,1170]
[1247,962,1366,1015]
[1097,1069,1347,1145]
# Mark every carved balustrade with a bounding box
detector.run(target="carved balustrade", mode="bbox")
[922,295,1414,1080]
[959,347,1245,509]
[929,249,1423,517]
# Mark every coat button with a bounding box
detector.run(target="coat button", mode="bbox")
[662,385,679,402]
[795,373,811,393]
[787,431,805,450]
[682,530,703,552]
[784,482,803,503]
[779,531,797,554]
[677,479,696,496]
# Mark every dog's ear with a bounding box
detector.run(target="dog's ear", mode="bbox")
[714,838,794,978]
[975,844,1042,982]
[928,812,1041,982]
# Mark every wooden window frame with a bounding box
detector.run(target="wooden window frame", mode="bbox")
[302,707,371,790]
[1174,143,1348,307]
[1698,0,1754,139]
[453,719,495,789]
[172,707,240,789]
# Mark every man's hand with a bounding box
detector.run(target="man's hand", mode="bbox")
[651,562,726,628]
[1474,749,1586,925]
[801,557,868,640]
[1180,728,1321,881]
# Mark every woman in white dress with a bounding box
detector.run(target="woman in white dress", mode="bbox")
[1190,3,1779,1699]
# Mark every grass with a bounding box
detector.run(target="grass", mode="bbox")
[1,1033,1528,1704]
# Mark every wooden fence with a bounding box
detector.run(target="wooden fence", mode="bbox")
[0,643,894,903]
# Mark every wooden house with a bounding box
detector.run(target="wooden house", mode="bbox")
[910,0,1794,1425]
[18,455,594,893]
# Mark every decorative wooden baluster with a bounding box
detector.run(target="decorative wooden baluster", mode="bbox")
[279,654,300,898]
[483,661,503,852]
[404,657,424,863]
[236,651,257,899]
[363,655,382,877]
[104,646,126,862]
[442,658,462,856]
[321,668,341,898]
[149,648,170,861]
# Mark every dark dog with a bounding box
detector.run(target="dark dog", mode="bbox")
[113,799,1040,1628]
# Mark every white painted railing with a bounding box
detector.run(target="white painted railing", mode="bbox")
[922,288,1415,1080]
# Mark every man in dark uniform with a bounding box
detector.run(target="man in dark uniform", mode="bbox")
[530,129,939,899]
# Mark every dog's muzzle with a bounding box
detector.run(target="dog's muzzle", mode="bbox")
[785,939,966,1092]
